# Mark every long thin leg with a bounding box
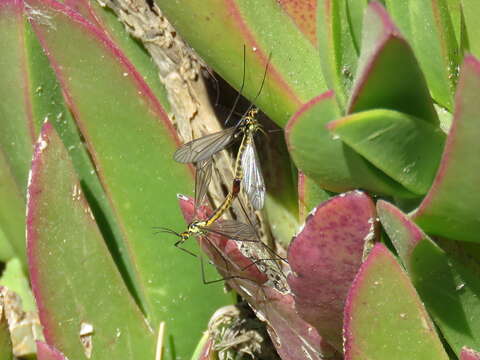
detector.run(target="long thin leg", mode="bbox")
[174,240,198,258]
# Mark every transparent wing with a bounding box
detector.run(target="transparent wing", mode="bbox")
[194,159,213,217]
[173,127,237,163]
[204,219,259,243]
[241,139,265,210]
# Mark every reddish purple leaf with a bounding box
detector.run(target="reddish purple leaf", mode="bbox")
[287,190,378,350]
[461,347,480,360]
[36,341,68,360]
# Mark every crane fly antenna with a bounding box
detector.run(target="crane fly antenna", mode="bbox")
[225,45,247,126]
[152,226,181,237]
[241,51,272,119]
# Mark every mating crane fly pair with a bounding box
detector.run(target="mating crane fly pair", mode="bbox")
[157,51,290,295]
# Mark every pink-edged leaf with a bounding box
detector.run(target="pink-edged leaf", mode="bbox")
[62,0,171,110]
[385,0,458,110]
[344,243,449,360]
[27,0,231,355]
[177,196,341,360]
[348,2,438,124]
[462,347,480,360]
[327,109,445,195]
[160,0,326,127]
[36,341,67,360]
[0,0,37,266]
[413,55,480,243]
[286,91,414,197]
[377,200,480,355]
[27,123,155,359]
[287,190,377,351]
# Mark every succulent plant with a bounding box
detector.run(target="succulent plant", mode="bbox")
[1,0,480,359]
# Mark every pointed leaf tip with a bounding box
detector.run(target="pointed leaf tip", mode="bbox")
[27,123,156,359]
[413,55,480,242]
[344,243,449,360]
[348,2,438,124]
[287,190,377,350]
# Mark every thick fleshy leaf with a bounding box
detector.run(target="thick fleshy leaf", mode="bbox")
[36,341,68,360]
[0,307,13,360]
[28,123,156,359]
[297,172,330,221]
[0,0,35,186]
[63,0,170,111]
[159,0,326,126]
[413,55,480,243]
[462,347,480,360]
[328,109,445,195]
[344,243,449,360]
[27,0,231,355]
[285,91,414,197]
[462,0,480,59]
[377,200,480,355]
[384,0,458,110]
[287,191,377,351]
[0,150,24,264]
[0,0,35,266]
[24,0,144,307]
[317,0,358,107]
[348,2,439,124]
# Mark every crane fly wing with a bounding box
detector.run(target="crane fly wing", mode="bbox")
[241,139,265,210]
[194,159,213,217]
[173,127,237,163]
[204,219,259,243]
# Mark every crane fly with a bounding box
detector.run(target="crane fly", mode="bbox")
[173,47,270,210]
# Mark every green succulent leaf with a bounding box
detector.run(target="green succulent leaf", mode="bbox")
[0,149,24,265]
[62,0,171,110]
[413,55,480,243]
[348,2,439,125]
[343,243,449,360]
[328,109,445,195]
[462,0,480,59]
[0,0,36,267]
[27,123,156,359]
[384,0,459,110]
[285,91,415,197]
[27,0,231,356]
[159,0,326,126]
[317,0,359,107]
[377,200,480,355]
